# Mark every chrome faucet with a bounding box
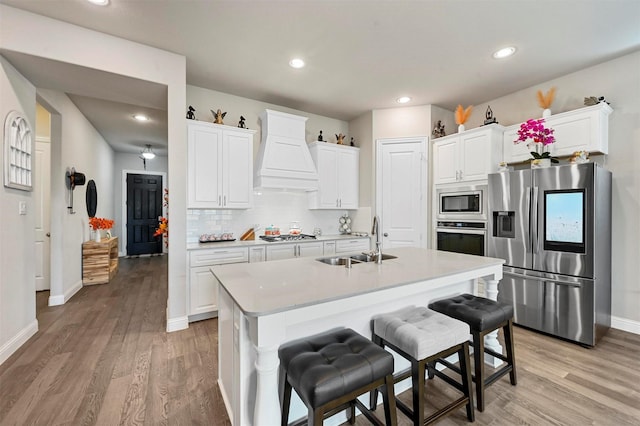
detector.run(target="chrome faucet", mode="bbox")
[371,215,383,264]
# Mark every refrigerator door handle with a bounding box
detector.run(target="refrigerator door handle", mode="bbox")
[531,186,539,253]
[525,186,532,253]
[503,270,584,287]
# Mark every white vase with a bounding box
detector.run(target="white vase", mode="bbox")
[458,124,465,133]
[542,108,551,118]
[94,229,101,242]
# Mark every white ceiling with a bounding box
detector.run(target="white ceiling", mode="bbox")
[1,0,639,155]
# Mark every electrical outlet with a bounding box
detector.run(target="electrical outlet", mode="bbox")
[19,201,27,215]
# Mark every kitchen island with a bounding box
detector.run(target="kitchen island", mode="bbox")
[213,247,504,425]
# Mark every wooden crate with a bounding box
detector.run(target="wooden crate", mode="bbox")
[82,237,119,285]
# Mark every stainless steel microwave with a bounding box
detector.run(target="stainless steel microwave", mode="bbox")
[437,185,487,220]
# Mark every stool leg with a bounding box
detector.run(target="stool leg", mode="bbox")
[411,359,425,426]
[381,374,398,426]
[473,331,486,412]
[281,378,292,426]
[504,320,517,385]
[427,361,436,380]
[311,407,323,426]
[370,334,384,410]
[458,341,475,422]
[348,401,356,424]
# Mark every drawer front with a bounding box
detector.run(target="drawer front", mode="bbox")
[335,238,370,254]
[190,247,249,267]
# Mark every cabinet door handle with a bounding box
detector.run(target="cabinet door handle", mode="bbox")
[218,195,222,205]
[336,198,339,207]
[459,170,463,180]
[224,195,227,206]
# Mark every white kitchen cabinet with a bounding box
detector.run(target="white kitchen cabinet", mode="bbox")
[502,103,613,164]
[335,238,371,254]
[187,120,256,209]
[308,142,359,210]
[323,241,336,256]
[188,247,248,319]
[265,241,324,261]
[249,246,266,263]
[433,124,504,184]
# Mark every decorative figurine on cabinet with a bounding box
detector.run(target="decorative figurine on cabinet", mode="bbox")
[350,137,355,147]
[484,105,498,125]
[211,109,227,125]
[584,96,610,106]
[335,133,346,145]
[317,130,325,142]
[432,120,446,138]
[186,105,196,120]
[238,115,247,128]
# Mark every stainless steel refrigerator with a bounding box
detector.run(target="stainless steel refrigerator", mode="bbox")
[488,163,611,346]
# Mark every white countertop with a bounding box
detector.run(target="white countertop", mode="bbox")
[187,233,368,250]
[212,247,504,316]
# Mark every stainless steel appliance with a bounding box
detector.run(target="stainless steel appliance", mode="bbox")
[436,221,486,256]
[259,234,317,242]
[488,163,611,346]
[437,185,487,221]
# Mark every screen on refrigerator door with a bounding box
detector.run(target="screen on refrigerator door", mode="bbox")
[544,189,586,253]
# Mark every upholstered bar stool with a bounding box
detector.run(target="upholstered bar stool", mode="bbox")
[278,328,397,426]
[371,306,475,425]
[429,293,517,412]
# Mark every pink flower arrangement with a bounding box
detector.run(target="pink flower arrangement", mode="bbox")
[514,118,558,163]
[515,118,555,146]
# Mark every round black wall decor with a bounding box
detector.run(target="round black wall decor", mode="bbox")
[86,179,97,217]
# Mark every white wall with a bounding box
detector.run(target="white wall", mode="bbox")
[466,51,640,331]
[0,56,38,365]
[0,5,188,342]
[37,88,115,306]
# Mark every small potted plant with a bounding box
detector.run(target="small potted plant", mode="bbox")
[89,217,115,242]
[514,118,557,167]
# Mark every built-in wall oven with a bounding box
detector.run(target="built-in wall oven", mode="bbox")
[436,185,487,256]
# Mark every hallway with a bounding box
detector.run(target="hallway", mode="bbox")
[0,256,230,425]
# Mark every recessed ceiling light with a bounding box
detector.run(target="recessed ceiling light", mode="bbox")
[493,46,516,59]
[289,58,305,69]
[87,0,109,5]
[396,96,411,104]
[133,114,149,122]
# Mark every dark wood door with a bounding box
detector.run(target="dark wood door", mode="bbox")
[126,173,163,256]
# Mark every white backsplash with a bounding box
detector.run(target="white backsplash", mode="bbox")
[187,190,371,243]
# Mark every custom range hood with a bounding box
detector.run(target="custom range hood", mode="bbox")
[254,109,319,191]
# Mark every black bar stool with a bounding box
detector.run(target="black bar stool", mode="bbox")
[371,305,475,425]
[278,328,397,426]
[429,293,517,412]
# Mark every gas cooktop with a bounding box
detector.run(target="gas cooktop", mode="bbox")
[259,234,317,242]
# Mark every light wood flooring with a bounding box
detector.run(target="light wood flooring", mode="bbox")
[0,255,639,425]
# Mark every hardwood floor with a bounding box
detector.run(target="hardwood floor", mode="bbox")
[1,255,639,425]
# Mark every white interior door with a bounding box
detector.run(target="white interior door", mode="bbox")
[35,139,51,291]
[376,137,427,248]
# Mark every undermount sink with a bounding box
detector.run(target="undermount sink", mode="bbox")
[316,256,362,266]
[349,253,397,263]
[316,253,397,266]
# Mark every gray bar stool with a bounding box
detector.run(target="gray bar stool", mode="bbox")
[371,306,475,425]
[278,328,397,426]
[429,293,517,412]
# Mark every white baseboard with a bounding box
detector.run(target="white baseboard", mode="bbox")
[611,316,640,335]
[0,319,38,365]
[166,315,189,332]
[48,280,83,306]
